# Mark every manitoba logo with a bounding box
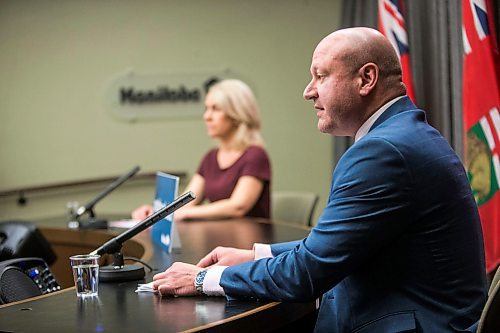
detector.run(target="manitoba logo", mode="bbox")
[466,107,500,206]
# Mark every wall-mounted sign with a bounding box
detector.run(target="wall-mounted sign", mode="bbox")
[105,70,228,121]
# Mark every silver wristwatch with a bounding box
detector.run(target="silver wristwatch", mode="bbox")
[195,270,208,295]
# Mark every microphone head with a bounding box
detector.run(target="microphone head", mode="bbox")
[75,206,87,217]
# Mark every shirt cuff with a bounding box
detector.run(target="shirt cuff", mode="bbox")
[203,266,227,296]
[253,243,273,259]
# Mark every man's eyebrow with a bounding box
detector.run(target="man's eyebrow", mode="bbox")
[310,64,322,72]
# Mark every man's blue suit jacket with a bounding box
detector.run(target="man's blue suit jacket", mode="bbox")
[220,97,487,332]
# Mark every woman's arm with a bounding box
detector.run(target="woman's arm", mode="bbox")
[181,173,206,206]
[175,175,264,220]
[132,173,206,220]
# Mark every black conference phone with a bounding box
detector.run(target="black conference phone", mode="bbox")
[0,257,61,304]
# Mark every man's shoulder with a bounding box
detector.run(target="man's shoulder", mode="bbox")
[365,108,439,148]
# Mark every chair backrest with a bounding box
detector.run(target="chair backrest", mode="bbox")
[477,274,500,333]
[272,191,319,227]
[0,220,56,265]
[489,266,500,295]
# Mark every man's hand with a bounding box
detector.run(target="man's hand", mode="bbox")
[152,262,202,296]
[197,246,254,268]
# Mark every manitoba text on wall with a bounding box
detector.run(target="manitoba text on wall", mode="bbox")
[105,70,228,121]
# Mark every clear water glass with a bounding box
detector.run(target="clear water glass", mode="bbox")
[70,254,100,297]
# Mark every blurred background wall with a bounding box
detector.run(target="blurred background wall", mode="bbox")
[0,0,342,225]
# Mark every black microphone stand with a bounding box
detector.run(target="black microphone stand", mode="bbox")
[89,191,195,282]
[68,166,140,229]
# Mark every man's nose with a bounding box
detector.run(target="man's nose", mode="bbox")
[303,81,316,100]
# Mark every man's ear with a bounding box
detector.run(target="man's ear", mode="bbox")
[358,63,378,96]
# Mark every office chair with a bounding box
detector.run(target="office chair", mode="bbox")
[488,266,500,295]
[0,220,56,265]
[272,191,319,227]
[477,271,500,333]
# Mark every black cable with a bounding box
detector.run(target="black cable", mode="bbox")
[123,256,155,272]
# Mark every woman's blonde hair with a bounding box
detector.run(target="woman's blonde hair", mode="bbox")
[207,79,264,149]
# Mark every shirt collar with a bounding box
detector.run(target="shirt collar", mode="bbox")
[354,96,405,142]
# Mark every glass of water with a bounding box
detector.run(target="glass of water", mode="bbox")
[70,254,100,297]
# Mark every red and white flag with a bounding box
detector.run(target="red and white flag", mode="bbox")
[462,0,500,273]
[378,0,416,102]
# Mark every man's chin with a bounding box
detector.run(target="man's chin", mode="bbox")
[318,124,349,137]
[317,121,334,134]
[318,127,330,134]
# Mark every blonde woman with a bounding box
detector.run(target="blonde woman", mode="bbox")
[132,79,271,221]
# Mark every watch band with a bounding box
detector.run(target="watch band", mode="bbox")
[195,270,208,295]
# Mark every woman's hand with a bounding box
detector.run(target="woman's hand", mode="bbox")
[131,204,153,220]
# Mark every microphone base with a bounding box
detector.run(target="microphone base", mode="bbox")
[76,219,109,229]
[99,264,145,283]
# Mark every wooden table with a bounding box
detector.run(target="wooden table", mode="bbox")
[0,218,316,332]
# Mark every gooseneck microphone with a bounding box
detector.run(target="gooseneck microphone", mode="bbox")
[90,191,196,282]
[69,165,141,229]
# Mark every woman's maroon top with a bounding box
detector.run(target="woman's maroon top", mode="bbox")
[197,146,271,218]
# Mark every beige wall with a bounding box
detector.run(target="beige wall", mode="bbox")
[0,0,341,224]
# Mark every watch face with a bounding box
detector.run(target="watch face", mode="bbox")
[196,270,207,285]
[195,270,207,293]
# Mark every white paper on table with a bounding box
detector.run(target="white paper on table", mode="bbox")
[109,219,141,229]
[135,281,157,293]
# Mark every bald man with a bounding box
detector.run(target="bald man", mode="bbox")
[153,28,487,332]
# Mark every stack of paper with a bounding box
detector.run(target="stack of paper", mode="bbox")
[135,281,157,293]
